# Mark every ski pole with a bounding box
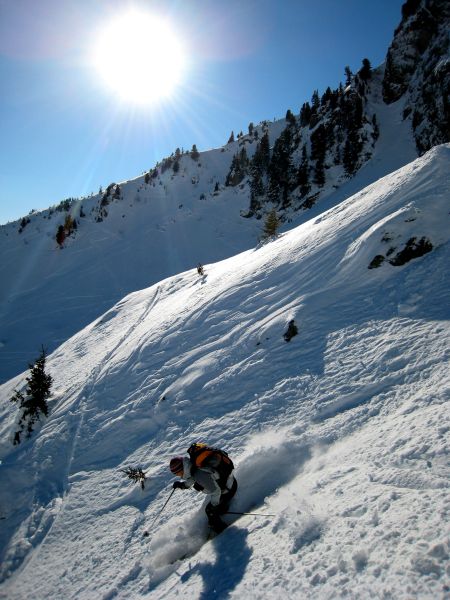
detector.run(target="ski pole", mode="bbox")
[143,488,176,537]
[225,510,275,517]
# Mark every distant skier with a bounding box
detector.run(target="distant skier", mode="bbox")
[170,443,237,533]
[196,263,204,276]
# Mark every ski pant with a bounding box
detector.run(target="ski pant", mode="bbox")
[205,478,238,533]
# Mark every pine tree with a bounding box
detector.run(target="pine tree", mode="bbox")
[310,123,328,188]
[249,164,265,214]
[343,128,362,176]
[310,124,327,162]
[311,90,320,110]
[329,89,339,111]
[227,131,235,144]
[313,159,326,187]
[225,155,238,186]
[190,144,200,161]
[309,90,321,129]
[247,132,270,215]
[297,145,310,197]
[321,87,332,107]
[256,131,270,171]
[345,66,353,86]
[285,109,296,126]
[239,146,248,166]
[225,148,248,186]
[268,127,294,206]
[19,217,30,233]
[56,225,65,247]
[359,58,372,81]
[261,209,280,240]
[11,347,53,444]
[299,102,312,127]
[120,467,147,490]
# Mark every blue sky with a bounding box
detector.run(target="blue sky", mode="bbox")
[0,0,405,224]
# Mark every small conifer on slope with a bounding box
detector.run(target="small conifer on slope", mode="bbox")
[10,347,53,444]
[261,209,280,241]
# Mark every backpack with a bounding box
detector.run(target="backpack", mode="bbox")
[187,443,234,485]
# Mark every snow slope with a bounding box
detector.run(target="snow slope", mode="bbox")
[0,78,418,385]
[0,144,449,599]
[0,141,261,384]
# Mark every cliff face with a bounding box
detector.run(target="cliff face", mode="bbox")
[382,0,450,153]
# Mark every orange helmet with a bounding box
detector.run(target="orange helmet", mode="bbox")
[170,457,184,476]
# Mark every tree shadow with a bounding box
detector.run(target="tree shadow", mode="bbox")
[180,527,251,599]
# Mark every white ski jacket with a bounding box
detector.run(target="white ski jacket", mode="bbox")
[181,456,234,506]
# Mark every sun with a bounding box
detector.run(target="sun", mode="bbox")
[93,10,186,105]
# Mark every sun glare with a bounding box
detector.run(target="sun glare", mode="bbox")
[93,10,186,105]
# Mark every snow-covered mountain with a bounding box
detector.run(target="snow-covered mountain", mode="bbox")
[1,2,449,597]
[382,0,450,153]
[1,143,449,598]
[1,0,448,385]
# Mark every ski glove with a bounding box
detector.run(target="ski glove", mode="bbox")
[173,481,188,490]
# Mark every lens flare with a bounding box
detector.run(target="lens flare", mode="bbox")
[93,10,186,105]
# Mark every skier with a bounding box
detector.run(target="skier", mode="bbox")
[196,263,204,276]
[170,443,237,533]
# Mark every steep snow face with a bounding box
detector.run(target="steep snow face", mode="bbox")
[3,2,449,387]
[0,143,260,384]
[0,82,418,385]
[0,145,449,599]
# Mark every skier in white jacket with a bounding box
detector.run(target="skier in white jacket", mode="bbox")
[169,445,237,533]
